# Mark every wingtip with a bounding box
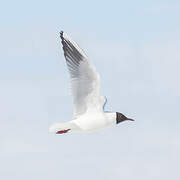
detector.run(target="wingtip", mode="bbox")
[60,31,64,38]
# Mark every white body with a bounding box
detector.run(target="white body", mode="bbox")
[49,112,116,133]
[73,112,116,132]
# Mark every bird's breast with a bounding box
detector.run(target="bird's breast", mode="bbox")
[73,113,115,132]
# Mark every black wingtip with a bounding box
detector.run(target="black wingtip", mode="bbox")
[60,31,64,39]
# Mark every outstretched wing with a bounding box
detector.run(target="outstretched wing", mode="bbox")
[60,31,106,118]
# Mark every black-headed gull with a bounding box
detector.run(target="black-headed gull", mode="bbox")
[49,31,134,134]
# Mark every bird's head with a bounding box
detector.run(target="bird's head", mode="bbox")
[116,112,134,124]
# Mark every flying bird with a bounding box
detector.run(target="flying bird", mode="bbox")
[49,31,134,134]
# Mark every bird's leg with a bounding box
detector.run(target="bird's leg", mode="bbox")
[56,129,71,134]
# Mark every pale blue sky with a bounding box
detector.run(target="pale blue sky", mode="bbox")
[0,0,180,179]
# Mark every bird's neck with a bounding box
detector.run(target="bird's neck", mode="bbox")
[104,112,116,125]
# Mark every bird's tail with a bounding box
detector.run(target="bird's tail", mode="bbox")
[49,121,80,134]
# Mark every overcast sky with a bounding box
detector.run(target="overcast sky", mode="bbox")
[0,0,180,179]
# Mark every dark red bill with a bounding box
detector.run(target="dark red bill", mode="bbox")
[126,118,135,121]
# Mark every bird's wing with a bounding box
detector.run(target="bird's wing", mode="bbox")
[60,31,106,118]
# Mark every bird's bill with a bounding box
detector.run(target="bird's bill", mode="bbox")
[126,118,135,121]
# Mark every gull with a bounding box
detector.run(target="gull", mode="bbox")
[49,31,134,134]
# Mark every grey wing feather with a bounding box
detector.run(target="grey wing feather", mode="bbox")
[60,31,105,118]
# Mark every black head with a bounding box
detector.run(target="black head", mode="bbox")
[116,112,134,124]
